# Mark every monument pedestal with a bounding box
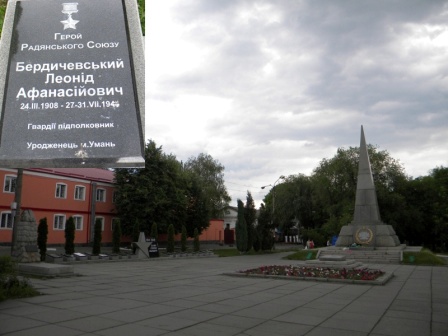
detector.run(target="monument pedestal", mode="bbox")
[335,223,400,248]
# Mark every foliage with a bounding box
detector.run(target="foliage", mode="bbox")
[193,228,200,252]
[137,0,144,35]
[261,145,425,244]
[132,219,140,242]
[0,0,7,37]
[184,172,210,237]
[184,153,231,219]
[92,218,102,255]
[37,217,48,262]
[300,228,326,248]
[181,225,187,252]
[244,191,257,252]
[64,217,75,255]
[235,199,248,253]
[115,141,228,238]
[115,141,189,236]
[257,203,275,250]
[402,249,446,266]
[150,222,158,241]
[112,220,121,254]
[0,256,38,302]
[167,224,175,253]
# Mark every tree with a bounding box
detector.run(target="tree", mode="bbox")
[132,219,141,242]
[311,145,408,236]
[235,200,248,253]
[184,153,231,219]
[37,217,48,261]
[257,203,275,250]
[112,220,121,254]
[167,224,175,253]
[193,228,200,252]
[92,219,102,255]
[150,222,158,241]
[115,142,225,239]
[244,191,256,251]
[181,225,187,252]
[64,217,75,255]
[184,172,211,237]
[114,141,188,236]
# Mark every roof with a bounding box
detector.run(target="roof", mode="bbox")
[28,168,115,183]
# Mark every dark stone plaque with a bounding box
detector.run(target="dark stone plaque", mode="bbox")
[0,0,144,167]
[148,239,159,258]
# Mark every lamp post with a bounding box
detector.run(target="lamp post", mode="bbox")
[261,175,286,223]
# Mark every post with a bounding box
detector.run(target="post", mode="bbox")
[10,168,23,255]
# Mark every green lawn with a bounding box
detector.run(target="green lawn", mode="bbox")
[402,249,446,266]
[283,250,318,261]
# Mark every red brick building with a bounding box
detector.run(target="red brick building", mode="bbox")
[0,168,224,245]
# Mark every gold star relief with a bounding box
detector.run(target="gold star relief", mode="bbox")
[61,16,79,30]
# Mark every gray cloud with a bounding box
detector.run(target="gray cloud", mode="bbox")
[147,0,448,205]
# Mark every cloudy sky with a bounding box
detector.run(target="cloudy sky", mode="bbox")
[146,0,448,206]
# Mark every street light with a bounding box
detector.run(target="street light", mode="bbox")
[260,175,286,219]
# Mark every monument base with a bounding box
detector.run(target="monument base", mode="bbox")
[335,223,400,248]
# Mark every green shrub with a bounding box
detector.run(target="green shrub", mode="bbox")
[132,219,140,243]
[150,222,158,241]
[37,217,48,261]
[167,224,175,253]
[0,256,39,301]
[235,200,248,253]
[92,218,102,255]
[112,220,121,254]
[64,217,75,255]
[181,225,187,252]
[193,228,200,252]
[402,249,446,265]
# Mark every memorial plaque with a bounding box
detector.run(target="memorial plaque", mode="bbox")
[148,239,159,258]
[0,0,144,167]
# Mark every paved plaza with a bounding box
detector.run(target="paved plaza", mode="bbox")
[1,252,447,336]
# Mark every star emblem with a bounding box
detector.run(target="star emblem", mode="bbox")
[133,232,151,258]
[61,16,79,30]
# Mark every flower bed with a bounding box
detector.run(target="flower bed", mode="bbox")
[240,265,385,281]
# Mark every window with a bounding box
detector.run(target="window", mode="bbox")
[4,175,16,193]
[111,218,120,231]
[96,188,106,202]
[54,215,66,230]
[0,212,13,229]
[95,217,105,231]
[112,191,117,204]
[55,183,67,198]
[73,215,83,230]
[74,186,85,200]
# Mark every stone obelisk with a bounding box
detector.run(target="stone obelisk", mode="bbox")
[335,126,400,248]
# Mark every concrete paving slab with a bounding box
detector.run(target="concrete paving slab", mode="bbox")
[58,315,125,333]
[320,311,382,332]
[371,315,430,336]
[306,326,368,336]
[3,324,84,336]
[244,320,314,336]
[0,253,446,336]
